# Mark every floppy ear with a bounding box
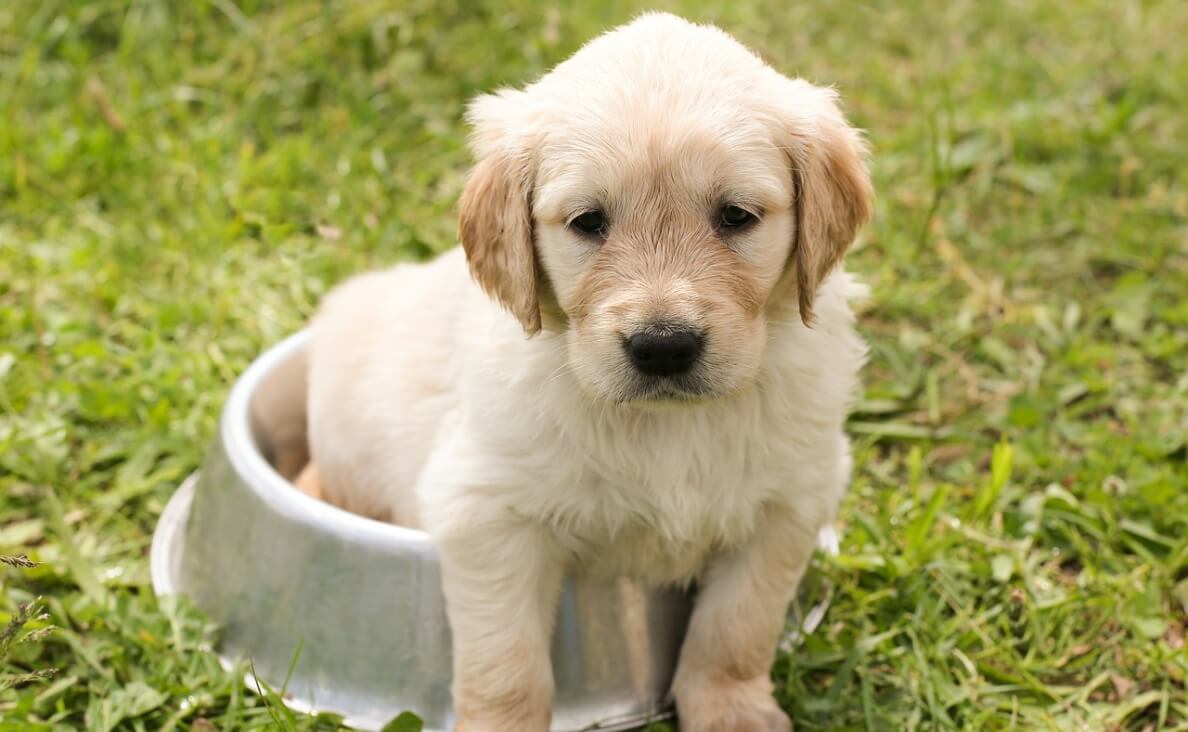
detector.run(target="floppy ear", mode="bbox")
[458,91,541,335]
[783,81,873,325]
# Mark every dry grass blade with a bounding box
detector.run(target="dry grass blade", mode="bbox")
[0,555,39,569]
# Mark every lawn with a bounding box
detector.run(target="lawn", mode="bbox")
[1,0,1186,730]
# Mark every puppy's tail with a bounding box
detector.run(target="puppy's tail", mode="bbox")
[293,461,325,501]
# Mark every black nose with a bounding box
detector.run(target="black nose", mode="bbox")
[626,329,704,377]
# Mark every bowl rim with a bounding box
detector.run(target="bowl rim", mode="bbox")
[222,329,437,554]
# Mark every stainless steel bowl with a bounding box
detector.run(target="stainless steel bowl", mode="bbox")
[151,330,836,731]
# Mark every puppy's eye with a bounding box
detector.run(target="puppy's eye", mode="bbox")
[719,205,758,230]
[569,210,608,238]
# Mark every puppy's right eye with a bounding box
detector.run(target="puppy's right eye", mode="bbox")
[569,210,607,238]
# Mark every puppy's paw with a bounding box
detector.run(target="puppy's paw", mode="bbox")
[674,674,792,732]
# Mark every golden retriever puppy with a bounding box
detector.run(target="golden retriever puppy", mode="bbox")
[304,12,872,732]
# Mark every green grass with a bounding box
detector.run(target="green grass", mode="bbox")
[1,0,1186,729]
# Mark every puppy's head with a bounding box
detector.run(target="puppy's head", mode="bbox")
[460,13,872,404]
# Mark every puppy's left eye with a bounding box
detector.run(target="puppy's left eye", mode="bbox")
[719,205,758,230]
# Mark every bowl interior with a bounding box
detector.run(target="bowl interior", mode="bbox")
[237,333,434,548]
[246,336,311,482]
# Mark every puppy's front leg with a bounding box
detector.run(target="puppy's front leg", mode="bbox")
[436,518,564,732]
[672,507,818,732]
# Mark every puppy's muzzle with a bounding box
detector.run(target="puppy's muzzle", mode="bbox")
[624,325,704,377]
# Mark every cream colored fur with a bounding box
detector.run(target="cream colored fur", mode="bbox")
[305,13,873,732]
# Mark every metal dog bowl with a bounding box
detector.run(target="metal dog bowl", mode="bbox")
[151,330,837,731]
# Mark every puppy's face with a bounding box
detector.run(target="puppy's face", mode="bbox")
[460,14,872,404]
[532,115,792,402]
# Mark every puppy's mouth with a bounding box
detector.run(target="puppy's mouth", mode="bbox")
[619,374,717,405]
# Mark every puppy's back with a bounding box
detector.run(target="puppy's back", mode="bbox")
[305,248,471,526]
